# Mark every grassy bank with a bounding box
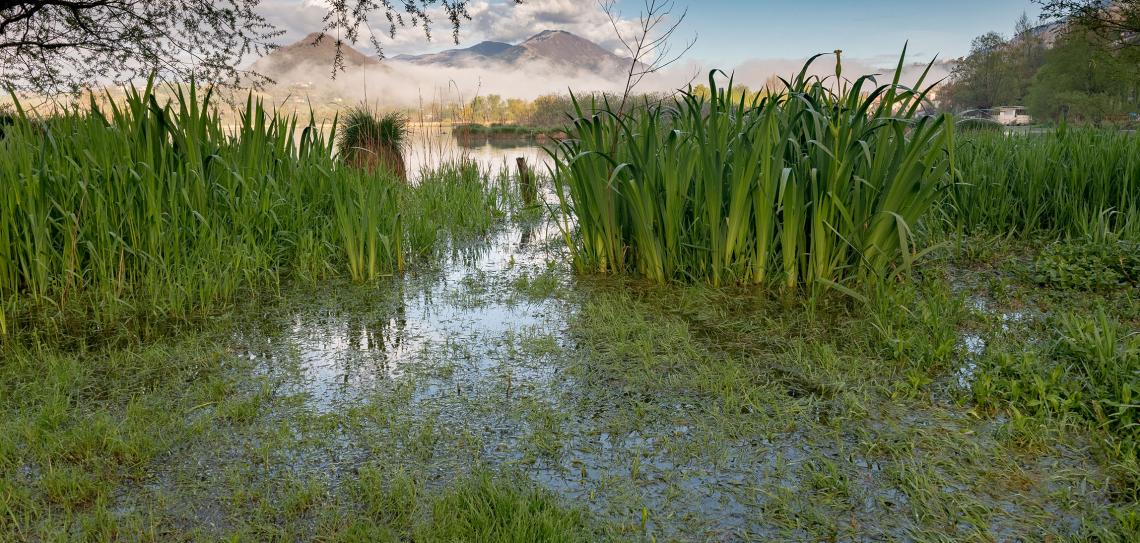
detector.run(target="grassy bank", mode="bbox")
[452,123,567,145]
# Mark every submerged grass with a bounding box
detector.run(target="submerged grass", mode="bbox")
[550,50,955,293]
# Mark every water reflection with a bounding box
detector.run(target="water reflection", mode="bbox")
[238,217,566,411]
[405,126,549,180]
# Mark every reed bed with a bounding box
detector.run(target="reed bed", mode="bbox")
[951,129,1140,240]
[549,52,955,293]
[0,82,502,341]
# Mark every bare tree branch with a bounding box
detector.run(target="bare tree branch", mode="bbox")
[600,0,696,118]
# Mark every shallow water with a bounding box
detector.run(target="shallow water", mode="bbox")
[195,217,1114,540]
[95,190,1105,540]
[406,127,549,180]
[240,220,566,413]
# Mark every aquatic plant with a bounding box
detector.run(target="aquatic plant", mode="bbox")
[951,129,1140,241]
[973,308,1139,465]
[0,82,501,341]
[1031,237,1140,291]
[549,49,955,293]
[338,105,409,182]
[954,117,1004,132]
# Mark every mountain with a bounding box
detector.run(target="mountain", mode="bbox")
[252,32,381,83]
[395,30,633,75]
[394,40,513,65]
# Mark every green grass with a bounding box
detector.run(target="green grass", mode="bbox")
[549,50,955,293]
[0,82,506,345]
[338,106,409,180]
[950,129,1140,241]
[3,52,1140,543]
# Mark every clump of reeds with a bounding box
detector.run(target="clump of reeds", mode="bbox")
[951,129,1139,241]
[338,105,409,182]
[0,82,504,341]
[549,49,955,294]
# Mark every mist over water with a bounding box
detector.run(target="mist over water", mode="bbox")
[253,54,953,110]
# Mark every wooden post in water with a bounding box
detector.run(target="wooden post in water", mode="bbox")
[517,156,536,205]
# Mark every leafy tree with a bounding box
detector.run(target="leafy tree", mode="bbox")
[0,0,523,93]
[941,32,1023,111]
[1036,0,1140,43]
[1027,28,1140,122]
[505,98,533,124]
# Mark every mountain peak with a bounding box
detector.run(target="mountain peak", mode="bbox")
[504,30,626,72]
[251,32,381,83]
[390,28,627,74]
[301,32,333,43]
[530,29,571,38]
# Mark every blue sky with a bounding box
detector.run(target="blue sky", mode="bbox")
[676,0,1043,65]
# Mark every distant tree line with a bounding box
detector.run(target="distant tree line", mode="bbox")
[941,2,1140,124]
[438,92,675,128]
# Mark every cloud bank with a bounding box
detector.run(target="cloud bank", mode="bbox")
[250,1,953,109]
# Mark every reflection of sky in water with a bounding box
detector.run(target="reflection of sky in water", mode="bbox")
[249,219,566,411]
[404,127,549,181]
[956,296,1037,388]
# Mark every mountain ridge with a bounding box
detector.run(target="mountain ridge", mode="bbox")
[393,30,632,75]
[252,29,633,84]
[251,32,385,84]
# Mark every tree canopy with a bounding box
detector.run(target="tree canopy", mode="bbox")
[1037,0,1140,42]
[941,7,1139,124]
[0,0,521,93]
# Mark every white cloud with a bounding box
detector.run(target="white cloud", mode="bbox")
[257,0,648,57]
[249,1,950,107]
